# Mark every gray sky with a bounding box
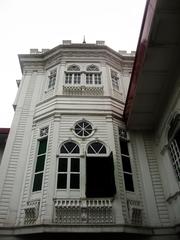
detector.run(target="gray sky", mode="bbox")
[0,0,146,127]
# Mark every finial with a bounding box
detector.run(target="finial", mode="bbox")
[83,35,86,44]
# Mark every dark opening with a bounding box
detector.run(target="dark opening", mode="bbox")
[70,174,80,189]
[33,173,43,192]
[120,139,129,155]
[57,174,67,189]
[71,158,80,172]
[175,130,180,149]
[86,152,116,198]
[122,155,132,173]
[35,155,45,172]
[124,173,134,192]
[58,158,68,172]
[38,138,47,155]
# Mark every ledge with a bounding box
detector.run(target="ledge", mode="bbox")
[0,224,180,237]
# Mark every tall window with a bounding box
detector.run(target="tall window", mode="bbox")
[86,65,101,85]
[119,128,134,192]
[32,127,48,192]
[57,141,80,190]
[86,141,116,197]
[48,69,57,89]
[168,114,180,181]
[111,70,119,90]
[65,64,81,85]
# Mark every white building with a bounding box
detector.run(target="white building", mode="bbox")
[0,0,180,239]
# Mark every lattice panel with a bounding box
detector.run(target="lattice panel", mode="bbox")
[54,198,113,225]
[24,199,40,225]
[63,86,104,96]
[127,199,142,225]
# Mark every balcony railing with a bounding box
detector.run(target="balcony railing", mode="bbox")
[53,198,114,224]
[63,85,104,96]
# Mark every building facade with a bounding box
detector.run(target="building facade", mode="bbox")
[0,1,180,239]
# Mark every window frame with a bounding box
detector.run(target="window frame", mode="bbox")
[72,119,95,139]
[86,140,109,157]
[57,141,81,197]
[111,69,119,91]
[48,69,57,89]
[65,64,81,85]
[119,128,135,192]
[32,127,49,193]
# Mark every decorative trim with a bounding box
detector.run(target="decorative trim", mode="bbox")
[40,126,49,137]
[53,198,113,224]
[72,119,95,139]
[63,85,103,96]
[24,199,40,225]
[127,199,142,225]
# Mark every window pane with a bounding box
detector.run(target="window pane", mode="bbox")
[75,128,83,136]
[33,173,43,192]
[71,158,80,172]
[91,142,102,153]
[58,158,68,172]
[124,173,134,191]
[60,145,68,153]
[71,145,80,153]
[38,138,47,155]
[120,139,129,155]
[35,155,45,172]
[87,145,95,154]
[70,174,80,189]
[65,142,77,153]
[122,155,132,173]
[99,146,106,154]
[57,174,67,189]
[84,131,89,136]
[88,142,106,154]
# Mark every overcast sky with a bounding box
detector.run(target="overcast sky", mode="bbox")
[0,0,146,127]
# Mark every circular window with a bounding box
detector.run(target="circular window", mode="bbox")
[73,120,93,138]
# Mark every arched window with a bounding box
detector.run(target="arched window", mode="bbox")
[86,141,116,198]
[57,141,80,190]
[65,65,81,84]
[60,141,80,154]
[168,114,180,181]
[86,65,101,85]
[87,141,106,154]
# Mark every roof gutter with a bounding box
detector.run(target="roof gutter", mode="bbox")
[123,0,158,125]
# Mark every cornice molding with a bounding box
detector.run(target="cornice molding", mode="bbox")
[19,45,134,73]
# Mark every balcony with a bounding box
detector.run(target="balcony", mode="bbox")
[53,198,114,224]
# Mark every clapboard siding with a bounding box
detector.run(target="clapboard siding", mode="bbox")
[0,74,35,224]
[143,134,170,226]
[130,133,147,224]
